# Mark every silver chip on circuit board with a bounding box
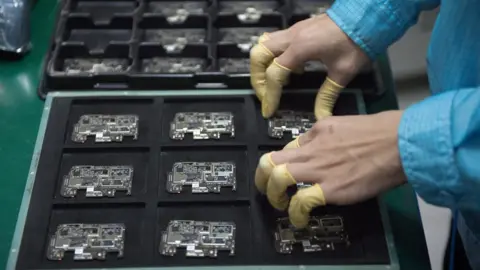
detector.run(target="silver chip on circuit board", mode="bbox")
[167,162,236,193]
[61,165,133,198]
[160,220,236,257]
[47,223,125,261]
[170,112,235,140]
[275,215,349,254]
[72,114,139,143]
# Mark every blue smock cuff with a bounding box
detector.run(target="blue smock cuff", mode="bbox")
[398,91,458,207]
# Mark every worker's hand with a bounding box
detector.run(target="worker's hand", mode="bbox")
[250,14,370,119]
[255,111,407,228]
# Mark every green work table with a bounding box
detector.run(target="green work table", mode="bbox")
[0,1,430,269]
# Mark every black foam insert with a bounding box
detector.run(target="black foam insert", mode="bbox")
[155,205,252,266]
[160,97,247,146]
[16,92,390,269]
[159,147,249,203]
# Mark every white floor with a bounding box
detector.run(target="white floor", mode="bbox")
[388,10,452,270]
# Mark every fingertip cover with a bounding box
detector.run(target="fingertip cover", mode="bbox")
[315,77,344,119]
[267,164,297,211]
[289,184,326,228]
[250,37,275,101]
[262,59,292,118]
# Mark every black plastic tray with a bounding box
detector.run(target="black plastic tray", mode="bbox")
[16,91,390,269]
[39,0,384,98]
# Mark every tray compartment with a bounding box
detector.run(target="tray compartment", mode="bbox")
[251,196,389,265]
[23,206,147,269]
[61,17,133,54]
[68,0,139,25]
[46,45,133,90]
[159,146,249,203]
[144,0,210,27]
[216,0,285,26]
[64,99,154,147]
[155,205,253,266]
[53,148,150,203]
[160,97,247,145]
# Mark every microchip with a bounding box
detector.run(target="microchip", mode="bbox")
[61,165,133,198]
[47,223,125,261]
[274,215,349,254]
[160,220,236,257]
[167,162,236,193]
[63,59,129,74]
[268,110,315,139]
[170,112,235,140]
[72,114,139,143]
[141,58,206,73]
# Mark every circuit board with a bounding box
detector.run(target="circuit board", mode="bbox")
[170,112,235,140]
[268,110,315,139]
[296,182,312,189]
[160,220,236,257]
[274,215,350,254]
[71,114,139,143]
[64,59,129,74]
[167,162,236,193]
[47,223,125,261]
[61,165,133,198]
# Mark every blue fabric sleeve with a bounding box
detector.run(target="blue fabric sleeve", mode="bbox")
[326,0,440,59]
[399,88,480,210]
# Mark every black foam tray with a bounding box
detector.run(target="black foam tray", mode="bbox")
[16,92,390,269]
[39,0,384,98]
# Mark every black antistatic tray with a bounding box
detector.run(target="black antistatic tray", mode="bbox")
[15,91,391,269]
[39,0,384,98]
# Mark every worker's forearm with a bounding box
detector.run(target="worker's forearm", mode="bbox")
[399,88,480,211]
[326,0,440,59]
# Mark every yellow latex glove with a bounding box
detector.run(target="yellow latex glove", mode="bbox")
[250,15,370,118]
[255,112,407,229]
[255,135,326,228]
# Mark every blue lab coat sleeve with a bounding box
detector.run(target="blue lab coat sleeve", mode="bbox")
[326,0,440,59]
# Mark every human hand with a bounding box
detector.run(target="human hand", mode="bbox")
[250,14,370,119]
[255,111,407,228]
